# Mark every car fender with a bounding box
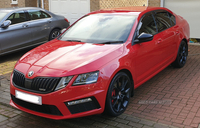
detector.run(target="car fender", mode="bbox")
[99,54,135,92]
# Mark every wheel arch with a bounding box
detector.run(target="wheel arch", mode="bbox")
[49,27,62,34]
[107,68,134,97]
[104,68,134,116]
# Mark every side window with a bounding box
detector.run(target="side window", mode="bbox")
[168,13,176,26]
[138,13,157,35]
[40,11,51,18]
[7,11,26,25]
[27,10,50,20]
[154,11,171,32]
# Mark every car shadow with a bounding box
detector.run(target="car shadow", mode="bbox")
[0,48,35,64]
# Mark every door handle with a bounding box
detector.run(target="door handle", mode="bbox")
[176,30,179,34]
[23,24,28,28]
[156,39,162,44]
[48,20,52,23]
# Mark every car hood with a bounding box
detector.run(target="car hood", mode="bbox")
[15,39,124,77]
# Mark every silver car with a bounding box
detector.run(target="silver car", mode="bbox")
[0,7,69,55]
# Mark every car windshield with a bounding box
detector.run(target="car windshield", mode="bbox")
[59,13,137,44]
[0,12,8,21]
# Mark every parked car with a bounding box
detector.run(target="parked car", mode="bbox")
[10,6,189,119]
[0,7,69,56]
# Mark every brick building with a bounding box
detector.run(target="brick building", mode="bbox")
[0,0,160,11]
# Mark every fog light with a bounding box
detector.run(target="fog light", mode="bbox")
[67,98,92,106]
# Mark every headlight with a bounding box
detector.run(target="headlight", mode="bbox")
[73,71,99,86]
[55,76,73,91]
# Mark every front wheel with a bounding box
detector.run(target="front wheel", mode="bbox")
[105,72,132,116]
[172,40,188,68]
[49,29,61,40]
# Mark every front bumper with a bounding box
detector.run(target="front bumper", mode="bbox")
[10,79,107,120]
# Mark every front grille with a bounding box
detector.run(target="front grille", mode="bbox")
[13,70,25,88]
[11,95,63,116]
[31,77,60,92]
[65,97,101,114]
[12,70,61,93]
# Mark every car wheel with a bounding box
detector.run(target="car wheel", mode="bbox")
[105,72,132,116]
[172,40,188,68]
[49,29,61,40]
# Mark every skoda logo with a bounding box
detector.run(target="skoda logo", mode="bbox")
[28,71,34,77]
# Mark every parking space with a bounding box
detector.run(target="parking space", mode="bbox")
[0,44,200,128]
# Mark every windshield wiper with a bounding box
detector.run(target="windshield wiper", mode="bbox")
[65,40,82,42]
[99,41,124,44]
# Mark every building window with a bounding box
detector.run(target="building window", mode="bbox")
[11,0,18,4]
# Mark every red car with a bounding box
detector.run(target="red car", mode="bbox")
[10,6,189,119]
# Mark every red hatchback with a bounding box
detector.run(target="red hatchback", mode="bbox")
[10,7,190,119]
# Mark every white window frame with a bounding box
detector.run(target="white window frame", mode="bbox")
[11,0,18,4]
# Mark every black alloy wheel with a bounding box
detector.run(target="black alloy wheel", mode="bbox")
[49,29,61,40]
[172,40,188,68]
[105,72,132,116]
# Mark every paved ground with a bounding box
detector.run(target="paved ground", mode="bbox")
[0,44,200,128]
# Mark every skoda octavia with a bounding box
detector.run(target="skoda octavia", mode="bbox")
[10,7,189,119]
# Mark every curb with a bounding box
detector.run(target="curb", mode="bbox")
[189,43,200,46]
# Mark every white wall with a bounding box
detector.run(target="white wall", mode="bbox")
[164,0,200,38]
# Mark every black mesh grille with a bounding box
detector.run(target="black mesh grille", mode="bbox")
[13,70,25,88]
[31,77,60,92]
[11,95,63,116]
[65,97,101,114]
[12,70,61,93]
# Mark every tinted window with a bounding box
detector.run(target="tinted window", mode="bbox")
[138,13,157,35]
[7,11,26,25]
[27,10,51,20]
[154,11,171,32]
[168,13,176,26]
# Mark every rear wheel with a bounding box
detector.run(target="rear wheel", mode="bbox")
[172,40,188,68]
[105,72,132,116]
[49,28,61,40]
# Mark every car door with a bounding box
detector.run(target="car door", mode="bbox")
[153,11,177,64]
[132,12,163,85]
[0,10,32,54]
[26,9,52,44]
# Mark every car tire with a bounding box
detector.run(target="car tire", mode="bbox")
[49,28,61,40]
[172,40,188,68]
[105,72,132,117]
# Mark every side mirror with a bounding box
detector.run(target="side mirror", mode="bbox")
[60,28,67,34]
[135,32,153,43]
[1,20,11,28]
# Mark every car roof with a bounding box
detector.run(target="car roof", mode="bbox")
[104,6,149,12]
[0,7,45,13]
[88,6,173,16]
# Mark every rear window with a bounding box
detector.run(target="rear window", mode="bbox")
[168,13,176,26]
